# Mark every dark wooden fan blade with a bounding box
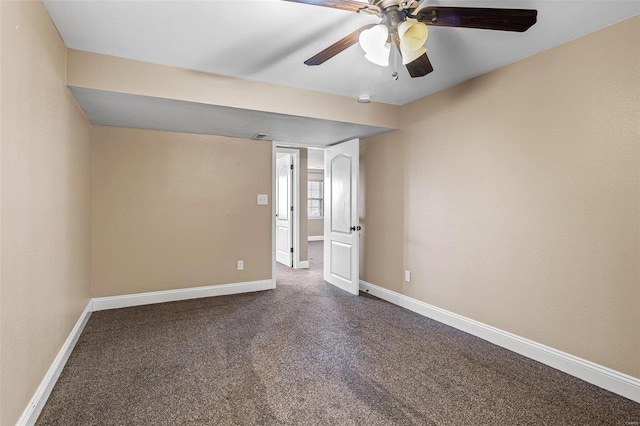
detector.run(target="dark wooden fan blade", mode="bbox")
[282,0,379,14]
[391,32,433,78]
[305,24,376,66]
[405,53,433,78]
[415,7,537,32]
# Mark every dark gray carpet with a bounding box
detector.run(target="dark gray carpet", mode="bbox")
[37,242,639,425]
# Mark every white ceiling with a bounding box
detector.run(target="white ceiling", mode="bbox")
[44,1,637,145]
[45,0,639,106]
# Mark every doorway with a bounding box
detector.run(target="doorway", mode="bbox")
[271,140,360,295]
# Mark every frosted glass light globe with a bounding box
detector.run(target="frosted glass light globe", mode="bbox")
[359,24,390,67]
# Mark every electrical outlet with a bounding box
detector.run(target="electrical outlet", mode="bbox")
[404,270,411,283]
[257,194,268,205]
[237,260,244,271]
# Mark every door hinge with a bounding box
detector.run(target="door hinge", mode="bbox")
[290,205,294,212]
[290,164,294,170]
[290,247,294,253]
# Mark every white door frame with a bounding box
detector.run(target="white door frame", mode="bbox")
[272,145,301,283]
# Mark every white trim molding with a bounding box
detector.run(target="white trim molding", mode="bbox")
[17,301,93,426]
[308,236,324,241]
[296,260,310,269]
[359,280,640,404]
[93,280,273,311]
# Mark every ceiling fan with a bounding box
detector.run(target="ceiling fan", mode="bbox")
[283,0,538,78]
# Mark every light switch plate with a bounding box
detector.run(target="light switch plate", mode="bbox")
[257,194,268,205]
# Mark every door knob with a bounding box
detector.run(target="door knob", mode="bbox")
[350,226,362,231]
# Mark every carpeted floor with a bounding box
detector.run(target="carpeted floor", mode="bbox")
[37,241,639,425]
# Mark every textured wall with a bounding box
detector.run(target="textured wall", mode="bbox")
[308,219,324,237]
[91,126,272,297]
[361,16,640,377]
[359,139,405,293]
[0,2,92,424]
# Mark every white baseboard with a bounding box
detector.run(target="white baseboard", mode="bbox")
[308,236,323,241]
[17,300,93,426]
[93,279,273,311]
[296,260,310,269]
[359,280,640,403]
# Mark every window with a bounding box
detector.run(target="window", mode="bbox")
[308,180,324,218]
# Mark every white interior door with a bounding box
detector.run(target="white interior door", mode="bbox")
[324,139,360,295]
[276,153,293,267]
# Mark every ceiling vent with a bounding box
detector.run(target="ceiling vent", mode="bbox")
[251,133,270,140]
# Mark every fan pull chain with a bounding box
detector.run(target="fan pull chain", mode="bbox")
[392,42,399,81]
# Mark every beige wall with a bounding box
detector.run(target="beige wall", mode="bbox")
[91,126,272,297]
[308,219,324,237]
[0,2,92,424]
[361,16,640,378]
[359,139,405,293]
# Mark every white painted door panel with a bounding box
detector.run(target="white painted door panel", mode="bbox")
[324,139,359,295]
[276,154,292,266]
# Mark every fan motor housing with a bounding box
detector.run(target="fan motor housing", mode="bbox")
[382,8,408,31]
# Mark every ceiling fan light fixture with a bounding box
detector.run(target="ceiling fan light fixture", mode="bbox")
[397,18,416,39]
[364,44,390,66]
[359,24,390,67]
[359,24,388,53]
[399,19,428,52]
[401,46,427,65]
